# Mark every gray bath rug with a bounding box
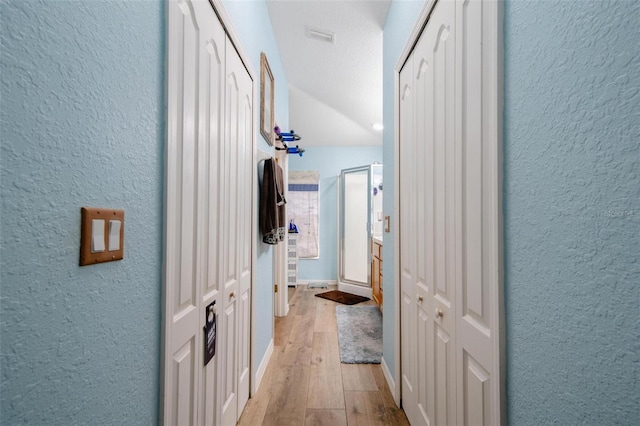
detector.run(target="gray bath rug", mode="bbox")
[335,305,382,364]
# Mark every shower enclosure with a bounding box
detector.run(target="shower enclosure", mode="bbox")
[338,163,383,297]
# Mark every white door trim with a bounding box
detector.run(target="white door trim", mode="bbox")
[392,0,505,422]
[273,151,289,318]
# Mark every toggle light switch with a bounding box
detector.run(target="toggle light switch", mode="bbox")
[91,219,105,253]
[108,220,121,251]
[80,207,125,266]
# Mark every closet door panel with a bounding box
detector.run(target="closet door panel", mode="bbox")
[399,52,419,426]
[419,0,457,424]
[165,2,254,426]
[431,2,458,424]
[164,1,201,424]
[456,0,502,424]
[231,36,254,414]
[413,29,434,426]
[400,1,503,424]
[400,1,457,425]
[220,39,241,426]
[219,36,253,426]
[193,0,226,423]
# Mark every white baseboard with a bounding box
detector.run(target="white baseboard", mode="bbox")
[381,356,399,406]
[338,281,372,299]
[254,339,274,394]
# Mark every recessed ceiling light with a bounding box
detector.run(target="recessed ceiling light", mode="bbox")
[306,26,336,44]
[372,123,384,131]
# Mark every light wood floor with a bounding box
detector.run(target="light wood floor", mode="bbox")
[238,285,409,426]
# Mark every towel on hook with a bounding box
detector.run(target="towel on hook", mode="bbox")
[260,158,286,244]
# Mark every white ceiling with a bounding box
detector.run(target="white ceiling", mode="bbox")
[266,0,391,146]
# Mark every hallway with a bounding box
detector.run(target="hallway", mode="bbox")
[238,286,409,425]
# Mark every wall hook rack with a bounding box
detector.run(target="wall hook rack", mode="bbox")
[274,126,301,143]
[274,126,304,156]
[275,143,305,157]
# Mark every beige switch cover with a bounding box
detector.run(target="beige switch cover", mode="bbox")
[80,207,124,266]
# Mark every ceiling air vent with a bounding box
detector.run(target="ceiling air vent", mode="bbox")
[306,26,336,44]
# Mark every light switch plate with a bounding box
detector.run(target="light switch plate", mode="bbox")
[80,207,125,266]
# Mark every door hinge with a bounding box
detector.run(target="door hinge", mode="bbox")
[275,284,278,293]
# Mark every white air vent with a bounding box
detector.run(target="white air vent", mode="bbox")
[306,26,336,44]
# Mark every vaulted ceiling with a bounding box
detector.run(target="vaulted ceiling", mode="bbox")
[266,0,391,146]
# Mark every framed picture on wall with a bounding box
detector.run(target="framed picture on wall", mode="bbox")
[260,52,275,145]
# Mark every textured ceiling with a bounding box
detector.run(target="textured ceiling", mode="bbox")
[267,0,391,146]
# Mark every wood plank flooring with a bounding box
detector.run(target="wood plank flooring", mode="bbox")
[238,285,409,426]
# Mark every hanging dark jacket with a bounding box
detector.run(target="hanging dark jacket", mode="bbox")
[260,158,286,244]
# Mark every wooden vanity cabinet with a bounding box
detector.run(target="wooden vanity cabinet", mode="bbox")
[371,239,383,311]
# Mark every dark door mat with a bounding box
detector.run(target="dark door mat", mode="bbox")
[314,290,370,305]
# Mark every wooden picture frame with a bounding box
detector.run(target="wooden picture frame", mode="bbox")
[260,52,275,145]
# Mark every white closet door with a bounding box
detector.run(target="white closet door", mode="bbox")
[420,1,457,424]
[399,51,419,426]
[400,0,458,424]
[219,40,240,426]
[164,1,207,424]
[194,0,226,424]
[230,36,254,418]
[400,0,503,425]
[455,1,503,424]
[164,2,253,426]
[220,37,253,426]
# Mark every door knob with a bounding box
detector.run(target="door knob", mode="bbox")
[417,295,424,302]
[229,291,236,300]
[435,308,443,318]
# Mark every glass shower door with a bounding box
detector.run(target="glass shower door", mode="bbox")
[339,166,371,287]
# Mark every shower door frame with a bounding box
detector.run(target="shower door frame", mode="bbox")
[338,165,374,297]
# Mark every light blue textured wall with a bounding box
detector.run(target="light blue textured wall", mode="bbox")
[288,146,383,281]
[381,0,423,381]
[1,0,164,424]
[222,0,289,373]
[223,0,289,132]
[504,0,640,423]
